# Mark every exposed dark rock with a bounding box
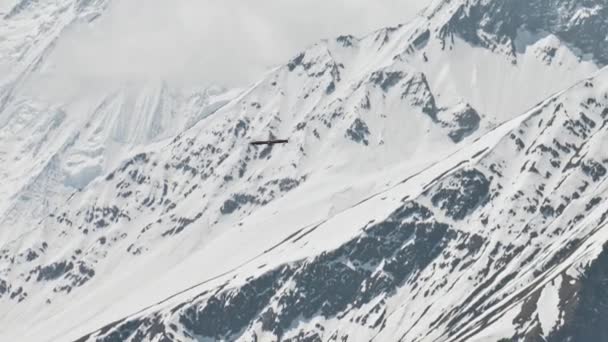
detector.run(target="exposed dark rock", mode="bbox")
[220,194,259,215]
[180,266,294,339]
[430,169,491,220]
[434,0,608,65]
[549,243,608,341]
[401,73,440,121]
[336,35,355,47]
[582,159,607,182]
[96,318,143,342]
[284,331,323,342]
[119,153,150,173]
[412,29,431,49]
[26,250,39,261]
[36,261,74,282]
[78,262,95,279]
[370,70,405,92]
[345,118,370,145]
[234,119,249,137]
[448,105,481,142]
[326,81,336,94]
[0,278,10,297]
[288,53,306,72]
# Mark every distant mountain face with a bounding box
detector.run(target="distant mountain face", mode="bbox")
[426,0,608,64]
[0,0,239,230]
[1,0,608,341]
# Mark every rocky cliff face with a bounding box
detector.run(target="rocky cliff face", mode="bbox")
[427,0,608,64]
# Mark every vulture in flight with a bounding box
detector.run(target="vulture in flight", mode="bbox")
[249,139,289,146]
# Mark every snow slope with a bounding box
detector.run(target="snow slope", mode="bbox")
[1,0,608,341]
[64,67,608,342]
[0,0,240,238]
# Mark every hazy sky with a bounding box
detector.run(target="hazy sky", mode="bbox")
[47,0,427,88]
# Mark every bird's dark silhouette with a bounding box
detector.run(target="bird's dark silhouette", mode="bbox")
[249,139,289,146]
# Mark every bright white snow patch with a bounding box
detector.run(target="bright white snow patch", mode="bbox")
[537,276,562,336]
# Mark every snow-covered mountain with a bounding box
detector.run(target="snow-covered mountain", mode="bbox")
[0,0,240,236]
[1,0,608,341]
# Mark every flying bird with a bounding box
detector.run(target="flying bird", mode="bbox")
[249,139,289,146]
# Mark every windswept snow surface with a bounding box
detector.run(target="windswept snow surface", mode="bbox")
[2,0,608,341]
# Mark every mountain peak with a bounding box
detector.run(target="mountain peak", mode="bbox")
[425,0,608,65]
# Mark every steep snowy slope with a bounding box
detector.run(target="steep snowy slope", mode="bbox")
[1,0,608,341]
[0,0,240,234]
[72,65,608,342]
[65,68,608,342]
[0,81,239,237]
